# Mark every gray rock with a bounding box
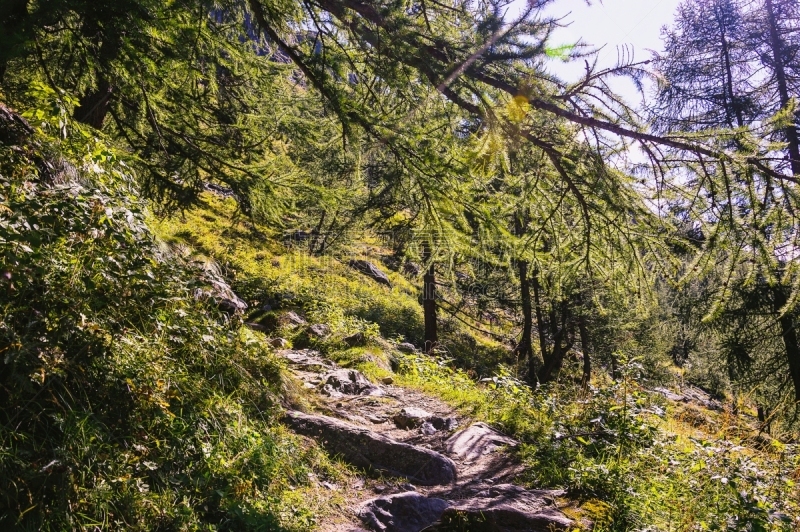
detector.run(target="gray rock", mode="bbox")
[403,262,421,277]
[284,311,307,326]
[394,407,434,429]
[324,369,384,396]
[420,422,437,435]
[308,323,331,338]
[269,337,290,348]
[345,331,368,347]
[445,423,518,462]
[429,417,458,431]
[349,259,392,288]
[425,484,572,531]
[198,278,248,314]
[397,343,418,353]
[358,492,450,532]
[282,350,333,372]
[284,411,458,486]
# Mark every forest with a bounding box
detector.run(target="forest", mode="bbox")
[1,0,799,530]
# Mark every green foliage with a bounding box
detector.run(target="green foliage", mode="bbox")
[0,107,346,530]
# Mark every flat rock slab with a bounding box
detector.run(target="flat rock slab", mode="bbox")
[425,484,572,532]
[445,423,518,462]
[284,411,457,486]
[358,492,450,532]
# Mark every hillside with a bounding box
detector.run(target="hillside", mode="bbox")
[3,0,800,530]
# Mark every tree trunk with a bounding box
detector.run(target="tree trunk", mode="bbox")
[578,314,592,387]
[515,258,534,373]
[0,0,29,83]
[74,78,113,130]
[774,285,800,401]
[422,240,437,352]
[766,0,800,176]
[766,0,800,402]
[714,4,744,128]
[513,214,534,380]
[538,300,572,383]
[531,268,547,386]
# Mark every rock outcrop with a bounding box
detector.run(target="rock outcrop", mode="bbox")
[358,492,449,532]
[284,411,458,486]
[349,259,392,288]
[425,484,572,531]
[445,422,517,462]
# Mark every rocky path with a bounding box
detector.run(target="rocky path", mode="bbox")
[278,348,577,532]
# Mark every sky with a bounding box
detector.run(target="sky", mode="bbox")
[518,0,687,104]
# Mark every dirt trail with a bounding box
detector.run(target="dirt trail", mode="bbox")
[278,349,575,532]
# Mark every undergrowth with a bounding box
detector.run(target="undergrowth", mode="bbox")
[0,97,348,531]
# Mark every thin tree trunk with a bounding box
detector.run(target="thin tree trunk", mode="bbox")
[516,258,534,373]
[578,314,592,387]
[74,78,113,130]
[766,0,800,402]
[715,5,744,128]
[422,240,437,353]
[775,286,800,401]
[513,214,534,380]
[766,0,800,176]
[538,300,572,383]
[531,268,547,386]
[0,0,29,83]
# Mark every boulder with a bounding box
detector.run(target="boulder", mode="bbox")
[445,423,517,462]
[424,484,572,531]
[269,337,290,349]
[420,422,437,436]
[397,343,418,353]
[393,407,434,429]
[429,417,459,431]
[349,259,392,288]
[344,331,369,347]
[284,411,457,485]
[284,311,307,326]
[324,369,384,396]
[403,262,421,277]
[307,323,331,338]
[358,492,450,532]
[197,278,248,314]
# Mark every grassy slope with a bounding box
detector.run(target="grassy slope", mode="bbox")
[0,126,350,531]
[157,195,800,531]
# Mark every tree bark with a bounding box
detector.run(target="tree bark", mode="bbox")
[516,258,534,373]
[578,314,592,387]
[774,285,800,401]
[531,268,547,386]
[765,0,800,176]
[74,78,114,130]
[422,240,437,352]
[766,0,800,402]
[513,214,534,380]
[0,0,29,83]
[538,300,572,383]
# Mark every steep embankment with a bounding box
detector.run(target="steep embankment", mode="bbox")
[0,104,349,531]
